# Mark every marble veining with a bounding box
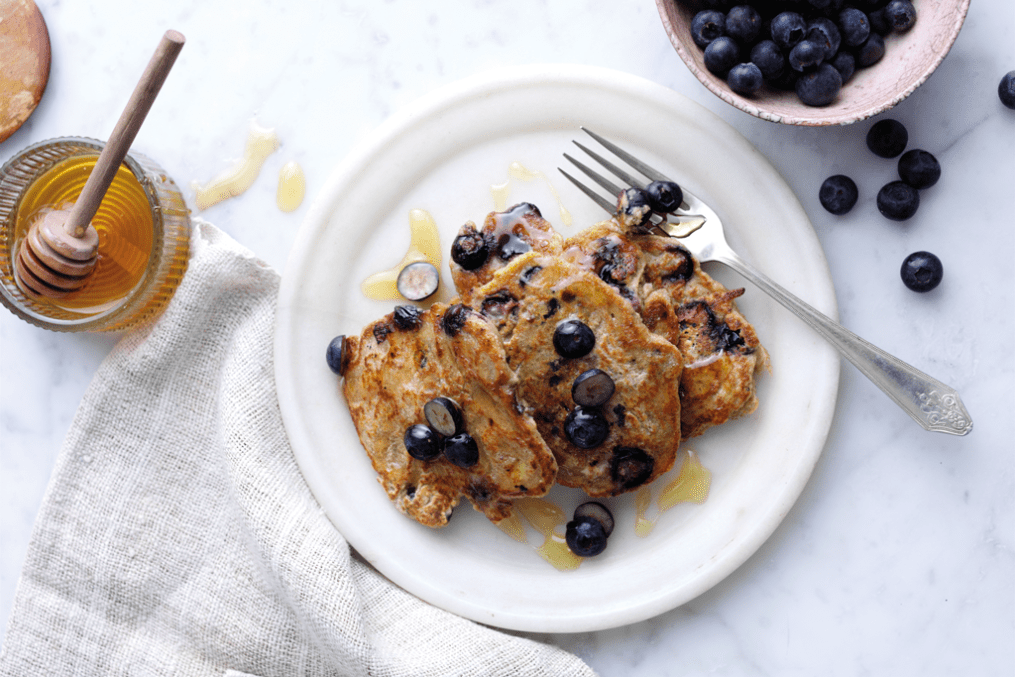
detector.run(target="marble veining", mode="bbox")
[2,0,1013,674]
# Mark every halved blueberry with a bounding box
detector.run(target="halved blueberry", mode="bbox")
[565,515,608,557]
[424,397,464,436]
[396,261,439,301]
[877,180,920,220]
[574,501,615,537]
[325,335,348,376]
[404,424,441,461]
[900,251,943,292]
[443,432,479,468]
[553,319,596,359]
[571,369,616,407]
[564,406,610,449]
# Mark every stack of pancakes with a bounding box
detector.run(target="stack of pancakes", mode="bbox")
[340,203,767,528]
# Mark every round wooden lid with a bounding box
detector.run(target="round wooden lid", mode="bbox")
[0,0,51,144]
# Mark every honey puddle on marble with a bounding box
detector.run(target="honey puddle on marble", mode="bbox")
[491,162,573,227]
[194,120,279,210]
[276,161,305,212]
[361,209,443,301]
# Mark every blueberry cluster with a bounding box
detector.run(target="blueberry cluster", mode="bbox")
[617,180,684,231]
[817,118,944,291]
[552,319,620,450]
[565,501,615,557]
[687,0,917,107]
[403,396,482,467]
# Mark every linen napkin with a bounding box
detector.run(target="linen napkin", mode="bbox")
[0,221,596,677]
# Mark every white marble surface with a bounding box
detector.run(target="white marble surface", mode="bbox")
[1,0,1013,674]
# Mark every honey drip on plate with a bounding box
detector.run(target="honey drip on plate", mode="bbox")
[194,120,279,210]
[491,162,573,227]
[276,161,305,212]
[635,450,712,537]
[361,209,442,301]
[508,497,582,571]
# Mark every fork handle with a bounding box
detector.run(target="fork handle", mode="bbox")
[715,248,973,436]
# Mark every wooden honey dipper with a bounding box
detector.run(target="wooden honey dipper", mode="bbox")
[16,30,185,299]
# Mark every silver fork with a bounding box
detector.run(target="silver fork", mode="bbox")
[560,128,972,436]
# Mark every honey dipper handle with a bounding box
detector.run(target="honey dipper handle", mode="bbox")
[64,30,186,238]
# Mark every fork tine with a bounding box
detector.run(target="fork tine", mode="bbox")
[563,152,626,197]
[581,127,670,183]
[572,141,647,191]
[558,167,615,215]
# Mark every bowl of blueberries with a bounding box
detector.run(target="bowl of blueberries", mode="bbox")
[656,0,971,125]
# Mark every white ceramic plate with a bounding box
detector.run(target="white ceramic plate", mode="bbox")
[275,64,840,633]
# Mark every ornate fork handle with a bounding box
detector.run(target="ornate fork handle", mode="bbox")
[712,243,973,436]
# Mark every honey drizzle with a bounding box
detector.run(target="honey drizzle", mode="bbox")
[635,450,713,537]
[194,120,279,210]
[510,498,582,571]
[361,209,443,301]
[491,162,573,227]
[276,161,305,212]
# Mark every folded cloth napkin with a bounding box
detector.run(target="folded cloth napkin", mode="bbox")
[0,221,596,677]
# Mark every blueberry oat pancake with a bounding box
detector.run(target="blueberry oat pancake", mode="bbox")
[449,202,564,301]
[471,251,685,497]
[562,220,768,439]
[340,302,557,527]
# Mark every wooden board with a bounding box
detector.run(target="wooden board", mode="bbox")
[1,0,51,143]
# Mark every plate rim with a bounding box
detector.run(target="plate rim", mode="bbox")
[275,63,841,633]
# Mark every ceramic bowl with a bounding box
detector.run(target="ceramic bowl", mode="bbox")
[656,0,971,126]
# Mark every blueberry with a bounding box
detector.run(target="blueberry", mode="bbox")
[806,18,841,60]
[404,424,441,461]
[727,62,764,96]
[617,187,654,230]
[609,447,654,491]
[565,515,608,557]
[807,0,832,9]
[564,406,610,449]
[819,175,859,215]
[750,40,786,80]
[796,63,842,106]
[645,180,684,213]
[325,335,348,375]
[830,51,856,84]
[788,40,824,72]
[884,0,916,32]
[855,32,886,68]
[867,8,892,36]
[691,9,726,48]
[423,396,465,436]
[838,8,871,46]
[704,36,741,77]
[876,181,920,220]
[770,11,808,50]
[574,501,615,536]
[866,119,908,158]
[443,432,479,467]
[396,261,440,301]
[769,67,800,91]
[725,5,762,44]
[553,319,596,359]
[897,149,941,189]
[571,369,616,408]
[451,228,489,271]
[900,251,943,292]
[392,305,423,330]
[999,71,1015,109]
